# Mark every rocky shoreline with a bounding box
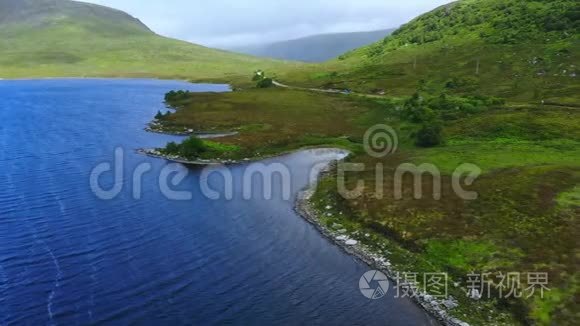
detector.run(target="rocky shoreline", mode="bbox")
[294,163,470,326]
[139,136,471,325]
[137,148,246,165]
[145,121,238,138]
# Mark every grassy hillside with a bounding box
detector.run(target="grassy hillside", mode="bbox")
[0,0,151,33]
[282,0,579,103]
[0,0,295,81]
[230,29,395,62]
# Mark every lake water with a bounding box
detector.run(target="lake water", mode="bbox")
[0,79,435,325]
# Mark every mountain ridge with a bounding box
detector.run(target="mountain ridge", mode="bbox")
[0,0,151,34]
[0,0,289,80]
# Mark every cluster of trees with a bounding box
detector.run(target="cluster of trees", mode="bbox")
[400,91,505,147]
[162,136,207,160]
[154,110,171,120]
[399,93,442,147]
[164,90,193,107]
[369,0,578,55]
[165,90,191,102]
[252,70,273,88]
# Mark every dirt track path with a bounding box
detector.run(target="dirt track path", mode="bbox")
[273,80,387,99]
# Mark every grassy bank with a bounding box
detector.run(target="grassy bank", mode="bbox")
[154,88,379,159]
[313,103,580,325]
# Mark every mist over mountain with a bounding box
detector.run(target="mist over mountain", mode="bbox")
[229,29,395,62]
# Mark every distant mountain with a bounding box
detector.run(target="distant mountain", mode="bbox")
[0,0,285,79]
[230,29,395,62]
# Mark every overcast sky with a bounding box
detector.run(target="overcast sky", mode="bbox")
[83,0,451,48]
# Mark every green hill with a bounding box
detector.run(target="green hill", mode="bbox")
[230,29,396,62]
[0,0,152,33]
[0,0,291,80]
[285,0,579,103]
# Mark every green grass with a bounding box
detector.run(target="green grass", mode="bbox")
[413,140,580,173]
[269,97,578,325]
[557,185,580,208]
[0,24,296,82]
[204,140,241,153]
[424,240,517,271]
[410,106,580,173]
[311,179,521,325]
[278,0,579,103]
[157,88,374,159]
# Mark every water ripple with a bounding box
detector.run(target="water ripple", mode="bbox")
[0,79,435,326]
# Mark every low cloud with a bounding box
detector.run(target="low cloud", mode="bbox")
[84,0,451,47]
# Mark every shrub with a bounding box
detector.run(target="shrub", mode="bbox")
[164,90,192,107]
[422,93,504,121]
[416,123,443,147]
[155,110,172,120]
[164,141,180,154]
[401,93,437,123]
[178,136,207,159]
[367,44,384,57]
[256,77,273,88]
[252,70,274,88]
[165,90,191,102]
[252,70,265,81]
[445,76,478,90]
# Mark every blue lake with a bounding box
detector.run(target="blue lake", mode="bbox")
[0,79,436,325]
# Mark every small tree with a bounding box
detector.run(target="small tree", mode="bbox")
[256,77,273,88]
[164,91,176,102]
[164,141,180,154]
[155,111,164,120]
[253,70,265,81]
[178,136,207,159]
[253,70,274,88]
[416,123,443,147]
